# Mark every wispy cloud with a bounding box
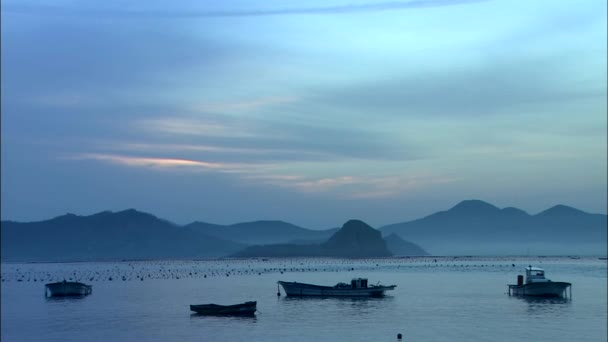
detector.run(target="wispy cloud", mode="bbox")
[292,176,359,192]
[246,172,457,198]
[245,173,363,192]
[137,118,257,138]
[104,142,336,160]
[190,97,298,114]
[135,97,300,140]
[69,152,456,199]
[72,153,247,171]
[4,0,489,18]
[348,175,457,199]
[132,114,411,162]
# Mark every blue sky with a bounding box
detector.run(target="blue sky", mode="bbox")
[1,0,606,228]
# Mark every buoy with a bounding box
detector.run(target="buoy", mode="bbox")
[397,333,402,340]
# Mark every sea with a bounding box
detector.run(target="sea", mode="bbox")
[1,256,606,341]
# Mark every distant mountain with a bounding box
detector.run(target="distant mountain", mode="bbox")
[231,244,323,258]
[384,233,429,256]
[287,228,340,245]
[233,220,394,258]
[536,204,588,217]
[1,209,244,262]
[2,200,605,261]
[321,220,392,257]
[381,200,607,255]
[185,220,336,245]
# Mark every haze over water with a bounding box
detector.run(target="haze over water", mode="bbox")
[2,257,606,341]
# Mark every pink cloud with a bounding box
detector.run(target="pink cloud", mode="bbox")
[75,153,232,170]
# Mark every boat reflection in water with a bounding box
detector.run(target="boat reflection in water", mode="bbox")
[516,296,572,316]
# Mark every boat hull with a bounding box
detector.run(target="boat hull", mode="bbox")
[508,282,571,297]
[45,282,92,297]
[278,281,395,297]
[190,301,257,316]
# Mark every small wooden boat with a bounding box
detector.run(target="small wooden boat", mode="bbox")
[190,301,257,316]
[508,266,571,298]
[45,280,92,297]
[278,278,396,297]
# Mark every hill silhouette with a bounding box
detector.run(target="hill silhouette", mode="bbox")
[185,220,335,245]
[381,199,607,255]
[1,209,244,262]
[2,200,605,261]
[384,233,429,256]
[322,220,392,257]
[234,220,395,258]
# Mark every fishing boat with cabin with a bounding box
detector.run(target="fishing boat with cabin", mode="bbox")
[507,266,571,298]
[278,278,396,297]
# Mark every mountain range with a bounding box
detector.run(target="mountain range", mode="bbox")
[184,220,336,245]
[1,200,606,261]
[234,220,399,258]
[0,209,245,262]
[380,200,607,255]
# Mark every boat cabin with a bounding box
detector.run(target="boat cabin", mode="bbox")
[525,266,550,283]
[351,278,368,289]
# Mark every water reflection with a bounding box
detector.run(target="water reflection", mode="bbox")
[281,295,394,303]
[189,313,257,322]
[512,296,572,316]
[44,295,90,302]
[520,296,571,305]
[281,295,395,316]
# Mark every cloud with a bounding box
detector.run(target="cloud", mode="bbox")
[104,142,337,161]
[310,52,606,119]
[4,0,490,18]
[67,151,457,199]
[136,95,302,138]
[243,173,357,191]
[132,114,418,162]
[137,118,257,138]
[245,171,457,198]
[190,97,299,114]
[71,153,251,172]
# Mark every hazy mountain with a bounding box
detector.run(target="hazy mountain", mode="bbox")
[3,200,604,261]
[287,228,340,245]
[321,220,392,257]
[1,209,244,262]
[185,220,336,245]
[381,200,607,255]
[233,220,393,258]
[231,244,323,258]
[384,233,429,256]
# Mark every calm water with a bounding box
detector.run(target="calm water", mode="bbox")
[2,257,606,341]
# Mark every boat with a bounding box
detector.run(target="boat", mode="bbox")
[278,278,396,297]
[45,280,92,297]
[507,266,571,298]
[189,301,257,316]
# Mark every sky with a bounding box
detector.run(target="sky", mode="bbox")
[1,0,606,229]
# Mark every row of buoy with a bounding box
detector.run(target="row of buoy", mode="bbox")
[3,255,585,283]
[2,261,526,284]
